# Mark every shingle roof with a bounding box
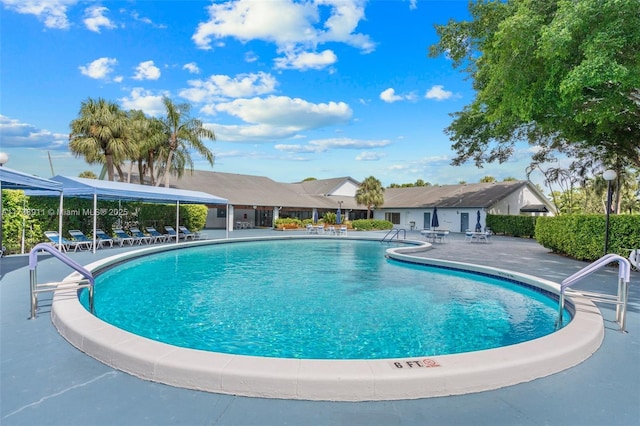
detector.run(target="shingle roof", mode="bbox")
[171,171,543,211]
[382,181,529,208]
[172,171,359,209]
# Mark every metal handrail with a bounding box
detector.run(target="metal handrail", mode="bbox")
[558,254,631,332]
[29,243,95,319]
[381,228,406,242]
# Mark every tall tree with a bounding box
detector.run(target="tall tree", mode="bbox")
[356,176,385,219]
[69,98,131,181]
[126,110,165,185]
[429,0,640,172]
[157,97,215,187]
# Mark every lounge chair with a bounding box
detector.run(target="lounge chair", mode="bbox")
[44,231,83,252]
[338,225,348,237]
[67,230,94,251]
[164,226,182,242]
[129,227,153,245]
[178,226,198,240]
[146,226,168,243]
[94,229,114,248]
[112,228,136,246]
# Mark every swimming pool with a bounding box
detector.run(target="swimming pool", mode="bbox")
[52,236,604,401]
[81,239,569,359]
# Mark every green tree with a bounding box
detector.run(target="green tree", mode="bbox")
[480,176,496,183]
[126,110,165,185]
[78,171,97,179]
[356,176,384,219]
[157,97,215,187]
[69,98,131,181]
[429,0,640,170]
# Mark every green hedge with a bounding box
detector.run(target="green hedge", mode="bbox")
[351,219,393,231]
[486,214,538,237]
[535,214,640,261]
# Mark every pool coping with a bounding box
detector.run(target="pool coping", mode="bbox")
[51,236,604,401]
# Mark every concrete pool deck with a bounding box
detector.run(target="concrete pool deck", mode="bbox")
[1,229,639,425]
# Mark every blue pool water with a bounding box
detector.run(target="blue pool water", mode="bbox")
[82,239,569,359]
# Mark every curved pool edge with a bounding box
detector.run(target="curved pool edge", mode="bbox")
[51,236,605,401]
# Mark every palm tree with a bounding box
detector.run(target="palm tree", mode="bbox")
[69,98,131,181]
[156,97,215,187]
[356,176,385,219]
[126,110,165,185]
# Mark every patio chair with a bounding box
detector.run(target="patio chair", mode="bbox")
[112,228,136,246]
[178,226,199,240]
[164,226,182,242]
[44,231,82,252]
[338,225,348,237]
[67,230,94,251]
[146,226,168,243]
[129,227,153,245]
[94,229,114,248]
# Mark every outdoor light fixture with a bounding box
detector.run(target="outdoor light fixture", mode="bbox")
[603,169,617,255]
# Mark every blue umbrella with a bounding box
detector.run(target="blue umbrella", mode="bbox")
[475,210,482,232]
[431,207,439,229]
[312,209,318,224]
[336,208,342,225]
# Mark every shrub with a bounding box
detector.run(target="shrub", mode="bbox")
[351,219,393,231]
[486,214,537,237]
[535,214,640,261]
[274,217,303,229]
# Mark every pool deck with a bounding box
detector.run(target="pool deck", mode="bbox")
[1,229,638,425]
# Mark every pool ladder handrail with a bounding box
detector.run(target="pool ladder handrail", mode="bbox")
[29,243,95,319]
[381,228,406,243]
[558,253,631,332]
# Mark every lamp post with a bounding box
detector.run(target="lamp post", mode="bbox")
[603,169,617,255]
[0,152,8,256]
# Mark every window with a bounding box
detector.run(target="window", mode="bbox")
[385,212,400,225]
[216,208,226,218]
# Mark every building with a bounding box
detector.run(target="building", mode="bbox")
[171,171,555,232]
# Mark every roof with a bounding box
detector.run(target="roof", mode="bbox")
[382,181,530,208]
[172,171,359,209]
[0,166,62,191]
[293,177,359,196]
[29,175,227,205]
[520,204,550,213]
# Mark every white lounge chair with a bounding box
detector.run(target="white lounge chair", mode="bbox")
[94,229,114,248]
[67,230,94,251]
[112,228,136,246]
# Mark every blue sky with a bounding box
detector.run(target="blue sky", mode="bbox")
[0,0,543,187]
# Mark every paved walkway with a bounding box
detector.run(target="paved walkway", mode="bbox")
[1,229,638,426]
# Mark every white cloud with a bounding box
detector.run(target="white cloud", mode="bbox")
[1,0,76,29]
[380,88,403,103]
[244,51,259,63]
[180,72,278,103]
[0,114,68,150]
[207,123,298,142]
[78,57,118,80]
[356,151,385,161]
[275,138,390,154]
[425,85,453,101]
[183,62,200,74]
[379,88,416,103]
[130,10,166,28]
[274,49,337,70]
[192,0,374,71]
[133,60,161,80]
[119,88,168,116]
[83,5,116,33]
[215,96,352,129]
